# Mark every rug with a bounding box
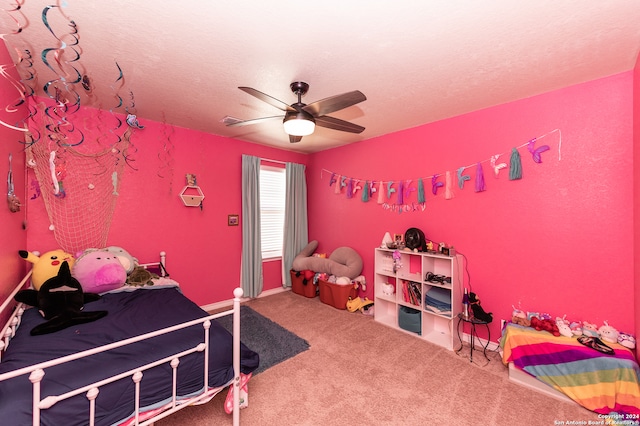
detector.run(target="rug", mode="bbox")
[215,305,310,374]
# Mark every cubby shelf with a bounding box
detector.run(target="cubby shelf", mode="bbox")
[374,248,462,350]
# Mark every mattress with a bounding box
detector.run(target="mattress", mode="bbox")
[501,322,640,415]
[0,285,259,426]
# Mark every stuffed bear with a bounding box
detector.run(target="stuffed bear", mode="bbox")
[14,261,107,335]
[19,249,75,290]
[468,292,493,323]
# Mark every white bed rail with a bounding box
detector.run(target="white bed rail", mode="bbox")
[0,284,245,426]
[0,269,32,360]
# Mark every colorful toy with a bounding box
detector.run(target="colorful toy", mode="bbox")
[598,321,619,344]
[582,321,599,338]
[511,307,530,326]
[555,316,573,338]
[72,249,127,293]
[569,321,583,336]
[618,332,636,349]
[14,261,107,335]
[19,249,75,290]
[531,316,560,336]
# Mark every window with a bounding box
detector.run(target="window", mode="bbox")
[260,164,286,259]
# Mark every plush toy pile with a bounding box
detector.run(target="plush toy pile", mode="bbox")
[510,307,636,354]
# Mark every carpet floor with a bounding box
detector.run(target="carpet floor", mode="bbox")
[158,290,602,425]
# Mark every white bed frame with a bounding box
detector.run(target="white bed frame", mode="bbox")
[0,251,245,426]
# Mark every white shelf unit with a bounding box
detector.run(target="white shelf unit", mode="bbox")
[374,248,462,350]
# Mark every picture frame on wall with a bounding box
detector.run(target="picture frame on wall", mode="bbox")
[228,214,239,226]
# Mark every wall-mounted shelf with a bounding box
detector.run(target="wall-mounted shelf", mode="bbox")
[179,185,205,207]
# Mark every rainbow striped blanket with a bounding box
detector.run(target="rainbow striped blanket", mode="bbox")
[501,323,640,414]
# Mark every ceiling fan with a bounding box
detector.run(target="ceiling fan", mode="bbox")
[225,82,366,143]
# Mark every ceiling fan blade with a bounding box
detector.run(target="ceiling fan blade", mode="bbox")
[315,115,365,134]
[302,90,366,117]
[225,115,284,127]
[238,87,296,112]
[289,135,303,143]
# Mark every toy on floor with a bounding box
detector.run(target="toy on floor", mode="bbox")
[292,240,363,279]
[469,292,493,323]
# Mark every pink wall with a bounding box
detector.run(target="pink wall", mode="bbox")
[308,72,635,341]
[0,46,28,318]
[24,114,307,306]
[634,52,640,359]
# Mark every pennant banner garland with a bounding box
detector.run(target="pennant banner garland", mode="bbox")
[321,129,562,213]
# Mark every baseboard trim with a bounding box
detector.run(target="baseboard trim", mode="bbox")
[200,286,290,312]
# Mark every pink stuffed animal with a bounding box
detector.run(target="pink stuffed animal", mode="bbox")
[72,249,127,293]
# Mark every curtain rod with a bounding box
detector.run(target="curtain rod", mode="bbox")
[259,157,287,165]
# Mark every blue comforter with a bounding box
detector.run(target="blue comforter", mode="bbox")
[0,286,259,426]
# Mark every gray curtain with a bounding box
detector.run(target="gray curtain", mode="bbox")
[282,162,308,287]
[241,154,263,297]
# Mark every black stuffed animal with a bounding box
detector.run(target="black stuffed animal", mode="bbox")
[14,261,108,335]
[469,292,493,323]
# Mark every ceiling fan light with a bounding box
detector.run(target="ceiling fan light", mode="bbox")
[283,113,315,136]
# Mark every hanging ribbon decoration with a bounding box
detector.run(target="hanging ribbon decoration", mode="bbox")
[417,179,425,204]
[362,181,370,202]
[387,181,396,199]
[491,154,507,177]
[404,180,415,200]
[527,138,550,163]
[346,178,353,199]
[377,181,384,204]
[475,162,486,192]
[456,166,470,189]
[509,148,522,180]
[431,175,443,195]
[445,171,454,200]
[370,180,377,198]
[396,180,404,205]
[334,175,342,193]
[352,179,362,196]
[329,172,337,187]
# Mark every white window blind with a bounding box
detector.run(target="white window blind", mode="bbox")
[260,165,286,259]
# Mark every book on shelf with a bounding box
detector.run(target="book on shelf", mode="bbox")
[401,280,422,307]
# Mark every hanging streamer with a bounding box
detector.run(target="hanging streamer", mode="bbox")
[491,154,507,177]
[417,178,425,203]
[377,181,384,204]
[329,172,336,187]
[475,162,486,192]
[509,148,522,180]
[346,178,353,199]
[432,175,443,195]
[445,171,454,199]
[362,181,369,202]
[334,175,341,193]
[404,180,415,200]
[387,181,396,199]
[457,166,470,189]
[370,180,377,198]
[352,179,361,196]
[527,138,550,163]
[396,180,404,205]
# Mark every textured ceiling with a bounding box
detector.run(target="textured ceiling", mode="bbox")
[1,1,640,153]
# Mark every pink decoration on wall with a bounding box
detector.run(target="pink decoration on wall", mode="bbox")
[334,175,341,193]
[377,181,384,204]
[445,171,454,199]
[475,162,486,192]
